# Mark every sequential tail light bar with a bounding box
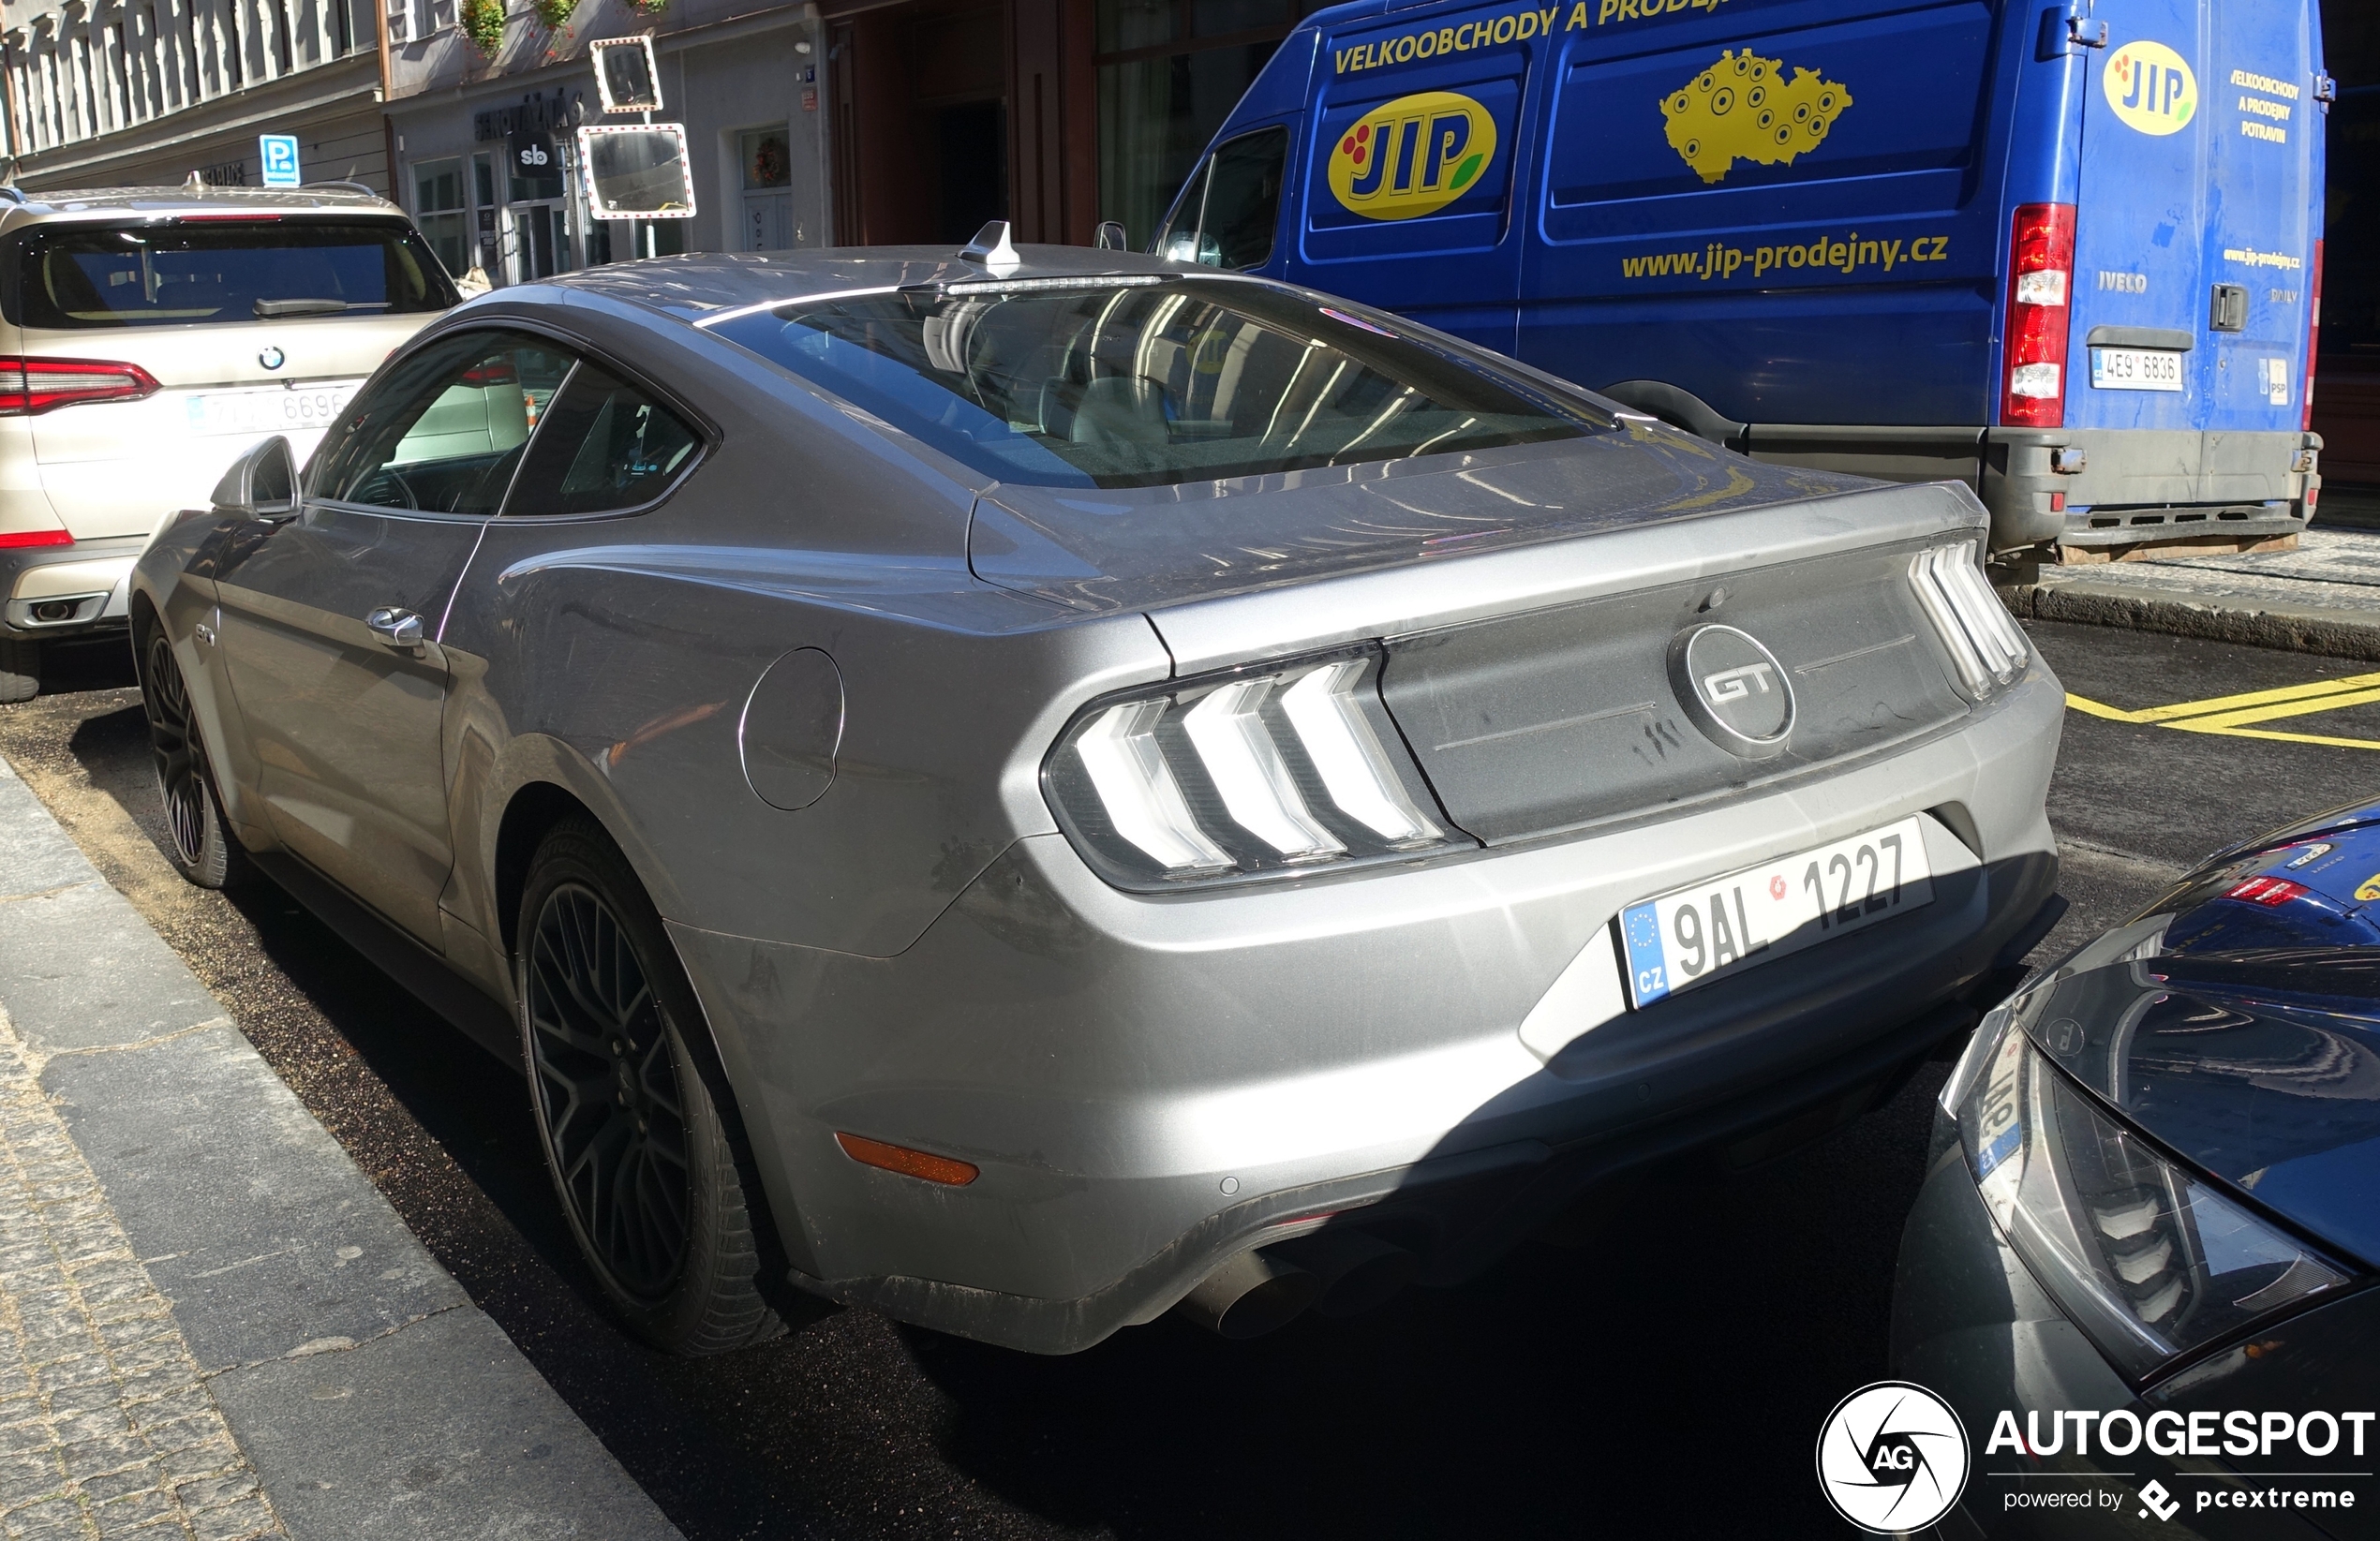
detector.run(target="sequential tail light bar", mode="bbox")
[0,357,161,416]
[1909,541,2030,699]
[1045,646,1466,890]
[2001,202,2075,428]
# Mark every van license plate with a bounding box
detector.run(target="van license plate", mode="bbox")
[186,384,359,436]
[1618,815,1935,1008]
[2090,348,2184,393]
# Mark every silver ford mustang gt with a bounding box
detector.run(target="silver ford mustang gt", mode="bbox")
[131,231,2064,1356]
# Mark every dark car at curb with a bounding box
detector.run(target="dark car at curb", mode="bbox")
[1897,798,2380,1537]
[130,232,2063,1357]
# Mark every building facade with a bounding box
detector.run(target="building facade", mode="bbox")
[0,0,388,192]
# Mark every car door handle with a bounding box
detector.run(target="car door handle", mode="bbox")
[364,608,424,648]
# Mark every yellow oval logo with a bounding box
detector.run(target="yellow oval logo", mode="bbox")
[1327,91,1498,221]
[2104,40,2196,135]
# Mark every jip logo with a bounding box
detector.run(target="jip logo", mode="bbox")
[2105,40,2196,135]
[1327,91,1497,220]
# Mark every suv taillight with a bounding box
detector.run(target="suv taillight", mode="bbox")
[2304,238,2324,433]
[0,357,161,416]
[459,362,519,388]
[2001,202,2075,428]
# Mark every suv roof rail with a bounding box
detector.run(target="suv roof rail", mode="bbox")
[303,180,381,199]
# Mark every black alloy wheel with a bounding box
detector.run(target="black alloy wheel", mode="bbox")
[515,819,782,1354]
[140,630,245,888]
[525,881,693,1302]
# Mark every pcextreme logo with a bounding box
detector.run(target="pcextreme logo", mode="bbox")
[1662,47,1852,184]
[2105,40,2197,135]
[1327,90,1498,219]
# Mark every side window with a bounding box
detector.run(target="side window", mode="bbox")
[501,363,702,518]
[1154,126,1288,272]
[309,330,576,515]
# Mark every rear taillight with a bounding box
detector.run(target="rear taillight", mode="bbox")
[2303,238,2323,433]
[0,357,161,416]
[2001,202,2075,428]
[1910,541,2030,700]
[0,528,72,550]
[1044,646,1470,889]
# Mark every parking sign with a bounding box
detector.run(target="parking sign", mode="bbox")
[259,134,300,187]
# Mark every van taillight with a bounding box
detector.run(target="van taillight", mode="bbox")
[0,357,161,416]
[2001,202,2075,429]
[2303,238,2324,433]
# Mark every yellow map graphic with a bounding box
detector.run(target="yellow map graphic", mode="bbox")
[1661,48,1852,185]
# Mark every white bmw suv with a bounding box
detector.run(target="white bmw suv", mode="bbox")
[0,184,458,701]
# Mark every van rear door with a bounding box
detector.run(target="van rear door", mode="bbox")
[2065,0,2319,494]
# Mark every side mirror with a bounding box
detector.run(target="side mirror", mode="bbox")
[210,436,297,519]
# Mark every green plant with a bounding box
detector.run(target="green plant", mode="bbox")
[533,0,575,30]
[460,0,504,52]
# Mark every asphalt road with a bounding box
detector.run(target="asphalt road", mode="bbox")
[3,620,2375,1541]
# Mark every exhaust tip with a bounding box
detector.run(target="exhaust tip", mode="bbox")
[1175,1250,1319,1340]
[1271,1230,1416,1319]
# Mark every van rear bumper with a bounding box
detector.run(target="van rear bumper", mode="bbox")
[1983,426,2318,552]
[1741,423,2316,552]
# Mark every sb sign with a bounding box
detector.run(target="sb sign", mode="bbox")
[1313,78,1519,231]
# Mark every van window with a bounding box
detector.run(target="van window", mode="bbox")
[710,275,1601,489]
[11,219,456,329]
[1157,127,1288,270]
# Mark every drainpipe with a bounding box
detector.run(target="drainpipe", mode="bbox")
[375,0,394,198]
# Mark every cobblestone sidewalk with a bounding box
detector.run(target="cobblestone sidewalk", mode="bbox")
[0,1010,279,1541]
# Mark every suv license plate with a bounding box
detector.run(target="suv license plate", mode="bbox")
[2090,347,2184,393]
[186,384,358,437]
[1618,815,1935,1007]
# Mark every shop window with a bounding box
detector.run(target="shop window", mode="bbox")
[1094,0,1324,250]
[412,157,469,278]
[739,126,795,251]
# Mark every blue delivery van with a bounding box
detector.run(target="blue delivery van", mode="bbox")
[1155,0,2329,555]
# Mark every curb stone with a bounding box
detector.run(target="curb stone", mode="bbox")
[0,752,683,1541]
[2003,576,2380,663]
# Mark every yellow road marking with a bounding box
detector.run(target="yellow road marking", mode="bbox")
[2065,669,2380,749]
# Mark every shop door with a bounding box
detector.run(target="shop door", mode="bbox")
[740,126,796,250]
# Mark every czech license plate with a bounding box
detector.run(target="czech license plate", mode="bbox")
[185,383,358,437]
[1618,815,1935,1007]
[2089,347,2184,393]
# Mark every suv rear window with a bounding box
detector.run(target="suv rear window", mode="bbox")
[11,219,455,329]
[707,276,1602,489]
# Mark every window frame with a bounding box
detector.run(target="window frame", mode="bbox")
[307,320,716,525]
[1155,123,1291,271]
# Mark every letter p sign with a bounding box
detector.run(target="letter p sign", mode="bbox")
[259,133,301,187]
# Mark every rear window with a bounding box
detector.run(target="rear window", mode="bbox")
[11,219,456,330]
[707,276,1601,489]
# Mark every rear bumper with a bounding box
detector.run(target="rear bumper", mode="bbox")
[1984,427,2318,551]
[0,535,144,641]
[666,667,2066,1355]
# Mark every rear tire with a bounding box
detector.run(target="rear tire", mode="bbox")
[0,638,37,704]
[516,819,782,1356]
[137,630,247,889]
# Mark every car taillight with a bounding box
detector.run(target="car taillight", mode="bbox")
[0,528,72,549]
[458,362,519,388]
[2001,202,2075,429]
[1044,646,1471,890]
[1910,541,2030,699]
[2303,238,2323,434]
[0,357,161,416]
